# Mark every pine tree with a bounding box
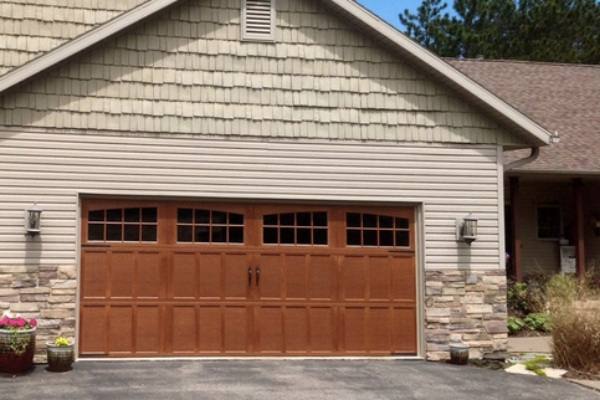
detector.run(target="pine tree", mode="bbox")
[399,0,600,63]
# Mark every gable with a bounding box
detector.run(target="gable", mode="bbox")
[0,0,149,77]
[0,0,529,146]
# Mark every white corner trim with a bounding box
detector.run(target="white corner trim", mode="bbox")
[328,0,553,146]
[0,0,180,95]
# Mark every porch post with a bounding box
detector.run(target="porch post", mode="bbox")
[510,177,522,282]
[573,178,586,281]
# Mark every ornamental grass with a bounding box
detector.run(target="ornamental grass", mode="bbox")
[547,274,600,375]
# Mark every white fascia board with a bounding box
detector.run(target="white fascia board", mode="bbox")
[328,0,553,146]
[0,0,180,95]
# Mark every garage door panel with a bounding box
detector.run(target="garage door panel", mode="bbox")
[108,306,134,354]
[171,306,197,353]
[172,253,197,299]
[343,307,366,353]
[285,255,307,300]
[392,307,418,354]
[340,256,366,301]
[199,253,223,299]
[392,255,417,301]
[310,307,335,353]
[368,308,391,353]
[257,254,282,300]
[80,305,108,354]
[308,255,334,300]
[284,307,308,352]
[368,257,391,301]
[137,252,162,299]
[223,306,249,353]
[110,252,135,299]
[256,307,283,354]
[198,306,222,353]
[81,251,108,299]
[136,306,161,354]
[224,254,249,300]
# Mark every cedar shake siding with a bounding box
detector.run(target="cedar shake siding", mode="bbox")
[0,0,528,146]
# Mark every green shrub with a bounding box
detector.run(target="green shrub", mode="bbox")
[507,316,525,334]
[507,282,530,315]
[524,313,551,332]
[507,275,548,318]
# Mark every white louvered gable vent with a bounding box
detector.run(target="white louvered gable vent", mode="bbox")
[242,0,276,41]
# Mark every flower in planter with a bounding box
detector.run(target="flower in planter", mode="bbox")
[0,314,37,330]
[0,312,37,356]
[52,336,74,347]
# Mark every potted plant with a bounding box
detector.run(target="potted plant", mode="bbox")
[46,336,74,372]
[0,312,37,374]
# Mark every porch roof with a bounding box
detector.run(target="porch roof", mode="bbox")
[449,59,600,174]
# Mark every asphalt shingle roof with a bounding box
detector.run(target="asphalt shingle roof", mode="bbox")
[448,59,600,173]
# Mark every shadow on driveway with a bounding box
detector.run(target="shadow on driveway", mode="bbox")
[2,360,598,400]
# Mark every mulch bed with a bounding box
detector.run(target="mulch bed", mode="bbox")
[562,370,600,381]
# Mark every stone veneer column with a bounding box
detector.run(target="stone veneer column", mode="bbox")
[0,265,77,362]
[425,270,508,360]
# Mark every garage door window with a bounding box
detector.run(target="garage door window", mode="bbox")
[177,208,244,244]
[263,211,328,245]
[346,212,410,247]
[87,207,158,242]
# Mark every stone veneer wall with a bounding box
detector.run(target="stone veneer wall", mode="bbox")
[0,265,77,362]
[425,270,508,360]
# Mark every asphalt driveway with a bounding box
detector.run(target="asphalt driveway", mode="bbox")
[2,360,598,400]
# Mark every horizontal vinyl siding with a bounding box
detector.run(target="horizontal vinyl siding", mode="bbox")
[0,131,502,270]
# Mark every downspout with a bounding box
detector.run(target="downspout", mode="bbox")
[504,147,539,171]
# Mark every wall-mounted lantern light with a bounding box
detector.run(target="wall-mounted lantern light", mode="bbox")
[25,203,43,236]
[456,212,478,245]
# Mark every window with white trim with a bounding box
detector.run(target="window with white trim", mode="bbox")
[242,0,276,41]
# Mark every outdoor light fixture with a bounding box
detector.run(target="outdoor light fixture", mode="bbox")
[456,212,478,245]
[25,203,43,236]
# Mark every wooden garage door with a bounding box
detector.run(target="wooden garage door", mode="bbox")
[79,200,417,357]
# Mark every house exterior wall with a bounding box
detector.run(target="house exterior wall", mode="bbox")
[0,0,149,76]
[0,131,508,360]
[0,0,528,147]
[0,0,515,361]
[512,181,570,277]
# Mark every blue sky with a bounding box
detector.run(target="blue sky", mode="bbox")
[355,0,423,31]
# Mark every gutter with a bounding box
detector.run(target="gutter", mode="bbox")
[504,132,559,171]
[504,147,539,171]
